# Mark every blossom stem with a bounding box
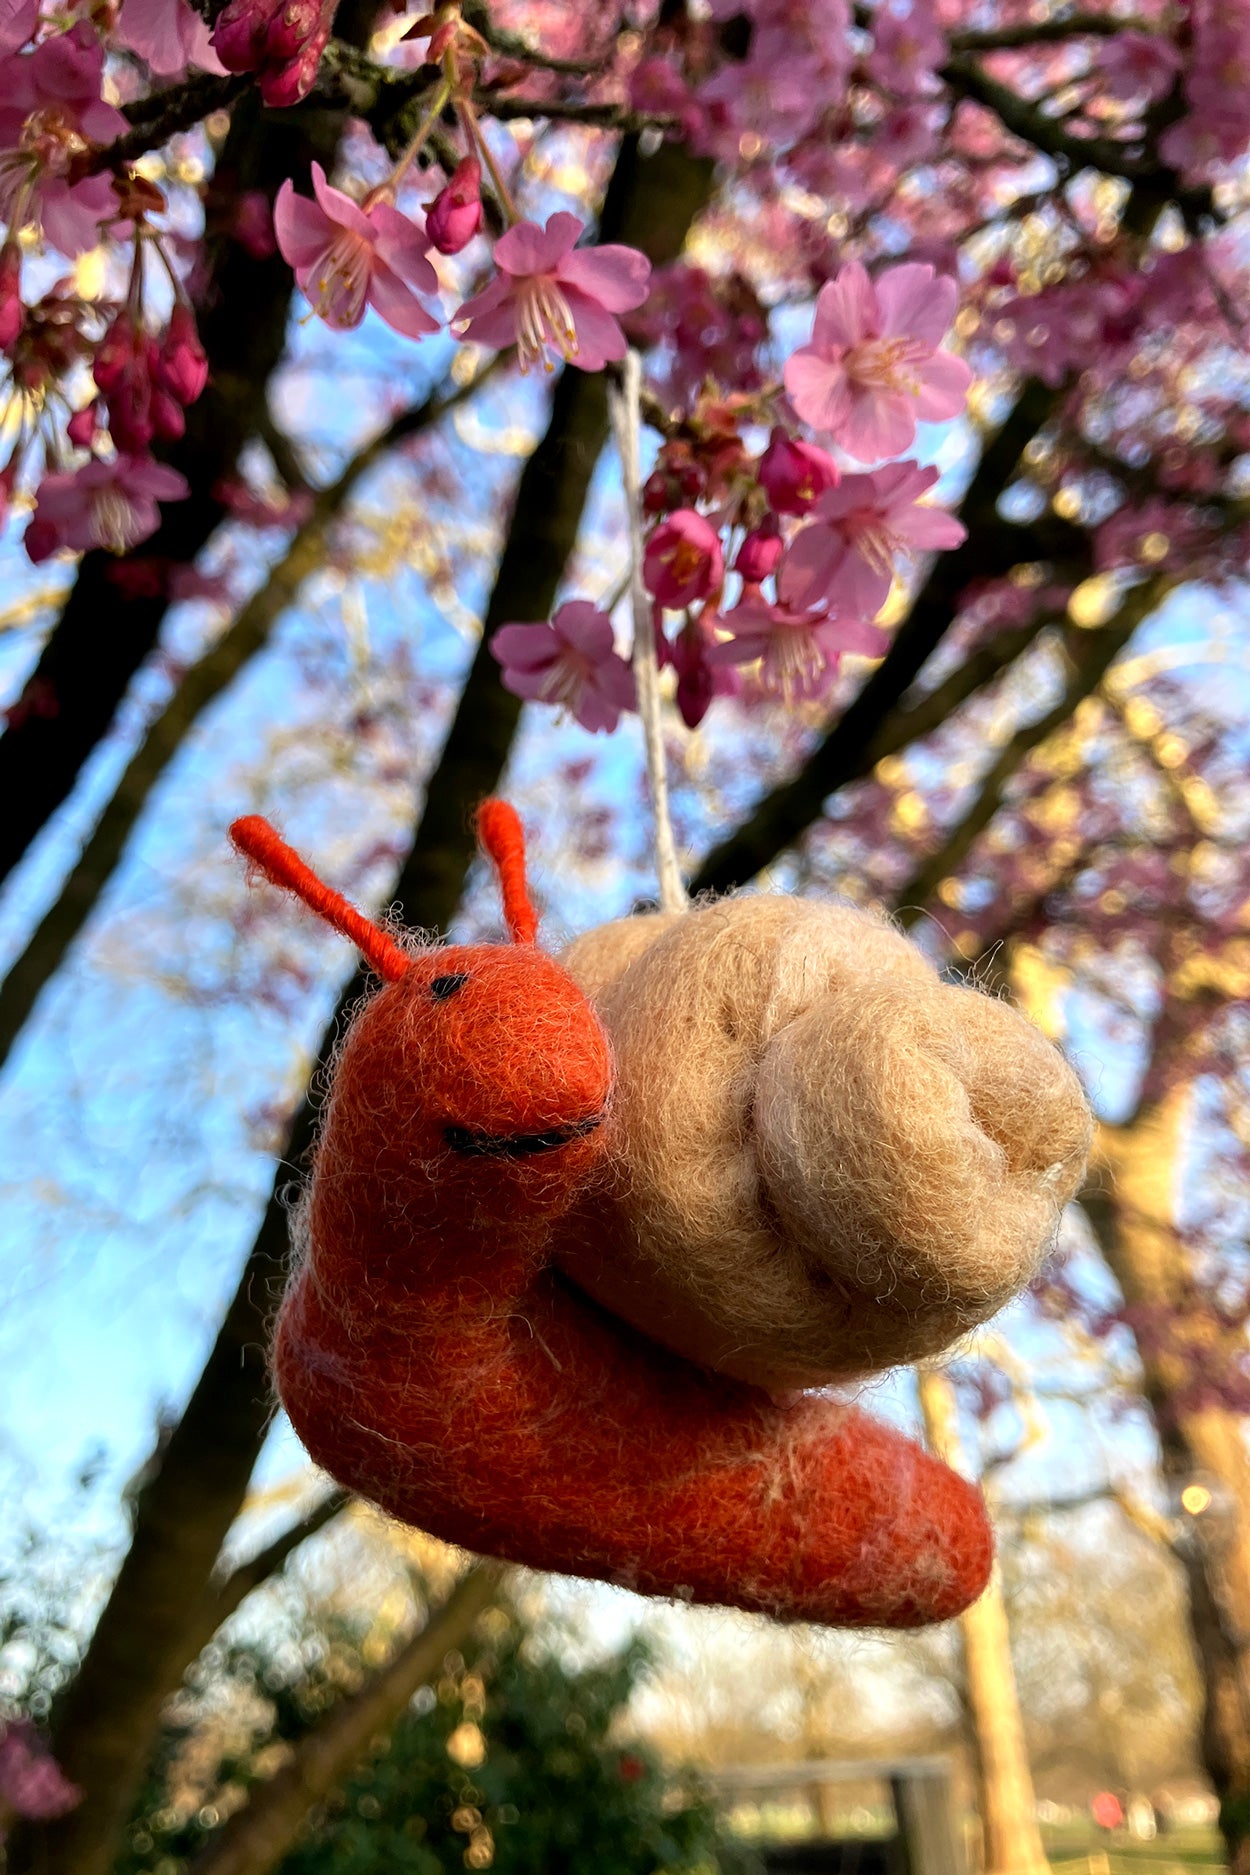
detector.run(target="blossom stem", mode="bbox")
[386,75,453,195]
[458,97,518,225]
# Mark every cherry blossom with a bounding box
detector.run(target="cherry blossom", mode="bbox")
[1099,30,1183,103]
[212,0,334,104]
[783,260,971,461]
[780,461,967,617]
[490,601,636,733]
[454,212,651,374]
[0,241,21,348]
[274,164,440,337]
[25,455,190,561]
[708,591,889,702]
[0,26,127,256]
[866,3,946,97]
[643,509,724,609]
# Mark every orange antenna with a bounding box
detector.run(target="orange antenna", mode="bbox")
[230,816,411,983]
[475,799,538,944]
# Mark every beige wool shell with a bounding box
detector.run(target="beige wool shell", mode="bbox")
[551,895,1092,1392]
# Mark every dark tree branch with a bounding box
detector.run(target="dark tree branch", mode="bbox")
[207,1489,349,1628]
[950,14,1156,49]
[894,578,1171,928]
[89,72,250,170]
[188,1563,504,1875]
[0,27,382,898]
[689,378,1064,895]
[0,370,490,1079]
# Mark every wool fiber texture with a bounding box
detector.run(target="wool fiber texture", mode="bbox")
[556,897,1092,1390]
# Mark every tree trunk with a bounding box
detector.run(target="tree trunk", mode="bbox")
[1090,1092,1250,1875]
[918,1369,1050,1875]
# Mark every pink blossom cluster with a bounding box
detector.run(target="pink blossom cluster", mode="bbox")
[1159,0,1250,176]
[0,1719,82,1840]
[491,260,970,732]
[273,184,651,372]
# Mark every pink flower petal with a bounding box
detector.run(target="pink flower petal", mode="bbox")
[830,617,891,657]
[784,349,853,435]
[370,201,439,295]
[876,261,956,346]
[837,386,917,461]
[914,348,973,421]
[895,503,966,551]
[367,258,440,339]
[552,600,616,658]
[490,622,559,672]
[494,210,585,278]
[778,524,848,608]
[274,179,331,270]
[811,262,878,349]
[309,162,373,241]
[563,288,628,371]
[558,243,652,313]
[0,0,37,58]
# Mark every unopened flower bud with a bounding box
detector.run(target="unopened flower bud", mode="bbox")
[211,0,276,69]
[156,302,207,406]
[426,156,483,255]
[66,401,99,448]
[0,245,23,351]
[758,425,839,515]
[734,514,783,582]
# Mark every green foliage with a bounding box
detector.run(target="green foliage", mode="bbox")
[115,1585,748,1875]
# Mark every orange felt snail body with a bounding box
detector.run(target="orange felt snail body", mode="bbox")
[231,803,994,1627]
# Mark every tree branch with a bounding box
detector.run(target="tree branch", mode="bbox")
[208,1490,349,1628]
[950,14,1157,50]
[0,371,490,1079]
[0,42,381,898]
[689,377,1064,895]
[894,578,1171,928]
[188,1563,504,1875]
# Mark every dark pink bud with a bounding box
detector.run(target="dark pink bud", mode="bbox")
[643,508,724,609]
[152,387,185,442]
[66,401,99,448]
[211,0,277,69]
[758,425,839,515]
[92,314,137,395]
[264,0,319,61]
[426,156,483,255]
[734,514,783,582]
[24,516,58,563]
[0,245,23,351]
[156,302,207,406]
[259,30,326,105]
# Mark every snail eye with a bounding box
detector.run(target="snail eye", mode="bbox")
[429,972,469,1001]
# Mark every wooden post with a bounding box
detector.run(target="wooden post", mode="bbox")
[917,1370,1051,1875]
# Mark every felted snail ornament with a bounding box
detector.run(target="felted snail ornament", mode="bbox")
[231,802,1091,1630]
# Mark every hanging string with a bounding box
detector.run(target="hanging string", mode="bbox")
[608,349,689,916]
